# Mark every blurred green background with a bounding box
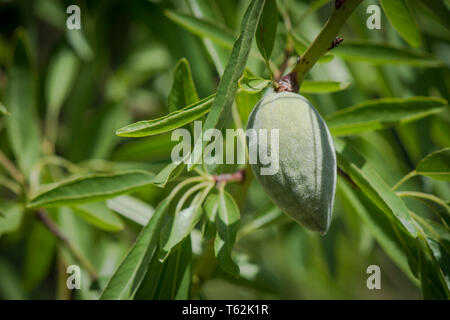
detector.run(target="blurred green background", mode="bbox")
[0,0,449,300]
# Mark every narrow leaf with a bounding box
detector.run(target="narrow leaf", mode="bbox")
[106,195,154,226]
[214,190,240,278]
[0,102,10,116]
[164,10,235,50]
[416,148,450,181]
[100,198,171,300]
[72,202,124,232]
[0,203,24,237]
[380,0,421,47]
[116,94,215,137]
[153,162,185,188]
[27,171,156,208]
[155,239,192,299]
[300,81,351,94]
[256,0,278,60]
[168,58,199,112]
[333,42,443,67]
[160,204,203,261]
[5,30,41,175]
[238,76,272,94]
[335,139,417,238]
[45,48,78,113]
[191,0,265,168]
[327,97,447,136]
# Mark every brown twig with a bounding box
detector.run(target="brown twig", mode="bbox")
[35,209,98,280]
[0,150,25,185]
[213,168,246,186]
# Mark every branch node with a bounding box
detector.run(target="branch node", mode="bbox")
[213,168,246,186]
[328,37,344,50]
[275,71,299,93]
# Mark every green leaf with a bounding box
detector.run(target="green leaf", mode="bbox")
[5,30,41,175]
[338,182,416,281]
[45,48,78,113]
[160,202,203,261]
[27,170,156,209]
[100,197,171,300]
[186,0,230,75]
[327,97,447,136]
[203,193,219,239]
[335,139,417,238]
[290,32,334,64]
[155,239,192,299]
[416,148,450,181]
[417,0,450,31]
[380,0,421,47]
[333,42,443,67]
[164,10,235,50]
[106,195,154,226]
[418,235,450,299]
[152,162,185,188]
[256,0,278,60]
[116,94,215,137]
[72,202,124,232]
[0,101,10,116]
[300,80,351,94]
[214,190,240,278]
[238,76,272,94]
[23,219,56,290]
[168,58,199,112]
[65,29,94,61]
[191,0,265,169]
[0,203,24,237]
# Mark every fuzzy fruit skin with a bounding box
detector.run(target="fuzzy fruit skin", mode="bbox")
[247,91,336,233]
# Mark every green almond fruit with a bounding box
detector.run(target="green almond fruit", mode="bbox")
[247,91,336,234]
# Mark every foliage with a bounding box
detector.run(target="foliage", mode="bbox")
[0,0,449,300]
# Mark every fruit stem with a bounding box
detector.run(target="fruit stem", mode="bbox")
[287,0,363,91]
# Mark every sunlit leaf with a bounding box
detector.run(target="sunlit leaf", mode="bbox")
[380,0,421,47]
[300,81,350,94]
[116,94,215,137]
[106,195,154,226]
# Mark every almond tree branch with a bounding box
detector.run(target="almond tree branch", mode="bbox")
[279,0,363,91]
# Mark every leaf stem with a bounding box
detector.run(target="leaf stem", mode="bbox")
[392,170,417,191]
[396,191,450,217]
